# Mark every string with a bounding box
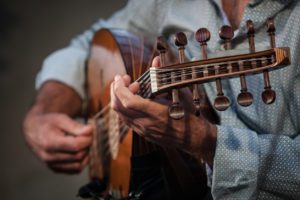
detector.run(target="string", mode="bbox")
[138,79,151,90]
[101,123,129,157]
[152,57,273,84]
[135,71,153,98]
[93,113,129,153]
[136,70,150,83]
[93,103,111,119]
[153,57,273,74]
[138,83,152,98]
[138,76,151,88]
[91,73,151,121]
[91,76,152,156]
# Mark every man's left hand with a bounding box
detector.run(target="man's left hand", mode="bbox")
[111,67,217,165]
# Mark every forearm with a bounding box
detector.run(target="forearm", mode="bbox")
[29,80,82,116]
[23,80,92,174]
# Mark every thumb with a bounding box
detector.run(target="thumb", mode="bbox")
[129,82,140,94]
[55,114,93,136]
[151,56,161,68]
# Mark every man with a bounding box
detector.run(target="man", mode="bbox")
[23,0,300,199]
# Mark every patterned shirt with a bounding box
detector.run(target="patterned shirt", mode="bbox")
[36,0,300,199]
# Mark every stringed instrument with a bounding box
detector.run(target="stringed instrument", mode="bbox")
[85,29,153,199]
[84,18,290,199]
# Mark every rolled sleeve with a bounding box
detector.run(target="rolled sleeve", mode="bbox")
[36,47,87,98]
[257,134,300,199]
[211,125,259,199]
[35,0,166,99]
[211,126,300,199]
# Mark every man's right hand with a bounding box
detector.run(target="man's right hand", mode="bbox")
[23,81,93,174]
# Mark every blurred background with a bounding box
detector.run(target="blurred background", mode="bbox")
[0,0,126,199]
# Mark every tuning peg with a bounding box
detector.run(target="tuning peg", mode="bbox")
[167,32,187,120]
[196,28,210,60]
[157,36,184,119]
[174,32,188,47]
[153,36,168,96]
[218,24,251,107]
[219,25,234,49]
[261,18,276,104]
[156,36,167,66]
[266,18,276,48]
[193,28,211,114]
[196,26,228,111]
[236,61,253,107]
[247,20,255,53]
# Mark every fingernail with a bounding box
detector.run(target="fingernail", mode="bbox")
[114,75,121,81]
[79,126,92,134]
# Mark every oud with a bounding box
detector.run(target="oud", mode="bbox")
[81,18,290,199]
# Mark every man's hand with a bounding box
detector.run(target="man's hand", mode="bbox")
[23,81,93,174]
[111,57,217,165]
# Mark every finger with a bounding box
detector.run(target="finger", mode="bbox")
[152,56,161,67]
[122,74,131,87]
[112,75,140,107]
[80,154,90,168]
[113,73,167,120]
[42,149,88,163]
[110,80,117,109]
[48,161,83,174]
[114,81,165,117]
[113,75,137,109]
[52,114,93,136]
[114,74,126,87]
[48,155,90,174]
[128,82,140,94]
[111,78,129,112]
[47,132,92,153]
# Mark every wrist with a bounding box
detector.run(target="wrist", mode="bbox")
[182,114,217,165]
[35,80,82,116]
[203,122,217,166]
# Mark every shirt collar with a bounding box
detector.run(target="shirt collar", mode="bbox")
[236,0,294,38]
[210,0,294,37]
[211,0,294,12]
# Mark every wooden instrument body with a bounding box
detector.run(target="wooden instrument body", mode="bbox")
[86,29,153,197]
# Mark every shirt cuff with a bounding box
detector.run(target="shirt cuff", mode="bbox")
[35,47,87,99]
[206,163,213,188]
[211,125,260,199]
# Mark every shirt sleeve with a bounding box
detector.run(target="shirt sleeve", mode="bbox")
[211,126,300,199]
[35,0,167,99]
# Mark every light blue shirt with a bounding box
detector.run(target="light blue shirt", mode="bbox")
[36,0,300,199]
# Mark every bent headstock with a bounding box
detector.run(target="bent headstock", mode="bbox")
[137,18,291,119]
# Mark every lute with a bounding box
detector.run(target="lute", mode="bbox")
[81,18,290,199]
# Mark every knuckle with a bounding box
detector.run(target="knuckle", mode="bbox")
[123,100,133,109]
[75,152,86,160]
[70,143,80,152]
[40,152,50,161]
[111,102,119,112]
[42,140,51,151]
[72,163,82,171]
[114,84,121,93]
[44,113,59,123]
[53,113,66,121]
